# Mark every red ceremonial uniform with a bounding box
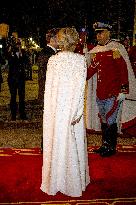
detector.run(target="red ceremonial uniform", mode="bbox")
[87,50,129,100]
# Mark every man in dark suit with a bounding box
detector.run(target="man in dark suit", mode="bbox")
[37,28,59,105]
[7,32,27,121]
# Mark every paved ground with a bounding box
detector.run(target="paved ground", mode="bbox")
[0,69,135,149]
[0,68,43,148]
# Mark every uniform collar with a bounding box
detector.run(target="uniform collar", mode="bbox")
[98,39,112,46]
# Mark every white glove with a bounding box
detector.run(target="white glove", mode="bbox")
[83,47,88,54]
[117,93,126,102]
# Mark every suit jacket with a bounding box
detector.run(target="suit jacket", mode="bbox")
[37,45,56,103]
[37,46,55,82]
[7,51,26,83]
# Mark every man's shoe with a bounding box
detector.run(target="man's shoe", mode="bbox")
[11,117,16,121]
[93,145,106,153]
[20,114,28,121]
[100,148,116,157]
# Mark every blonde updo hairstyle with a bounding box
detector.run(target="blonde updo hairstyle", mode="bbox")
[57,27,79,52]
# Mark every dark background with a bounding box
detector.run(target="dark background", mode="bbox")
[0,0,135,46]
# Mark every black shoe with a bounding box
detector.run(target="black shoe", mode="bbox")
[20,115,28,121]
[93,146,106,153]
[11,117,16,121]
[100,148,116,157]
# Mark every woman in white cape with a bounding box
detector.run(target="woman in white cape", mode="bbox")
[41,27,90,197]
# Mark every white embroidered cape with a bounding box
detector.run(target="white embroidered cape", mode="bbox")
[41,51,90,197]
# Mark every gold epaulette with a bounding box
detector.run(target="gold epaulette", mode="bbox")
[90,53,96,60]
[113,49,121,59]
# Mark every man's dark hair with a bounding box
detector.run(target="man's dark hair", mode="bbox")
[46,28,59,43]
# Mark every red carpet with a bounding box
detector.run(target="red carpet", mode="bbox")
[0,146,136,205]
